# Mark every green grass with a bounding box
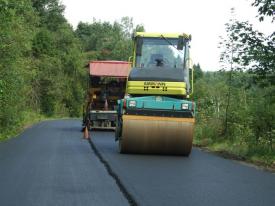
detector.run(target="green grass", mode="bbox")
[194,123,275,170]
[0,111,44,141]
[193,120,275,171]
[209,141,248,157]
[0,111,75,142]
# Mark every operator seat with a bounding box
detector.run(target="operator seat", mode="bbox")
[147,53,164,67]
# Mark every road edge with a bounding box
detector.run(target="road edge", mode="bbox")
[194,144,275,173]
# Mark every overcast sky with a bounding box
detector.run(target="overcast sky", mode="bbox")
[61,0,274,71]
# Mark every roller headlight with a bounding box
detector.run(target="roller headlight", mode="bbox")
[181,103,189,110]
[128,100,136,107]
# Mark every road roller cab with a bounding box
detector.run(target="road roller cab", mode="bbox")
[116,32,195,156]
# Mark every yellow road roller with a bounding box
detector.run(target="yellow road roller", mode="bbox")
[115,32,195,156]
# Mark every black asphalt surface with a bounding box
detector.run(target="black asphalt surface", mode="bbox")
[1,120,275,206]
[0,120,128,206]
[92,131,275,206]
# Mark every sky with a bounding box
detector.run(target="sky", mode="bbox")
[61,0,274,71]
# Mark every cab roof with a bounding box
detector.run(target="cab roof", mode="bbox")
[134,32,191,40]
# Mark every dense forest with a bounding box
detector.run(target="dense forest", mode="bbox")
[194,1,274,165]
[0,0,142,139]
[0,0,274,165]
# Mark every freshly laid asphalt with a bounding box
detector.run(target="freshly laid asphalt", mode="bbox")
[91,132,275,206]
[0,119,275,206]
[0,120,128,206]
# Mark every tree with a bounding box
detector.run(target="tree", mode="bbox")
[32,0,66,30]
[218,1,274,150]
[221,2,274,83]
[31,0,85,116]
[193,63,203,81]
[75,17,144,62]
[218,8,240,135]
[0,0,37,132]
[252,0,275,22]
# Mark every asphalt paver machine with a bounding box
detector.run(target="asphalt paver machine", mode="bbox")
[83,61,131,130]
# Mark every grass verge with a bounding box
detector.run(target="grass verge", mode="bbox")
[194,138,275,173]
[0,111,71,142]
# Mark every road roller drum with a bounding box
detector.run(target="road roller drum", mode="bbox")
[119,115,194,155]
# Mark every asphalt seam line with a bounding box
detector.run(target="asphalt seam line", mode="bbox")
[87,137,138,206]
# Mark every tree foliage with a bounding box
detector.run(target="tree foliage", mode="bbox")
[252,0,275,22]
[193,63,203,82]
[0,0,144,139]
[0,0,85,138]
[196,0,274,163]
[75,17,144,62]
[0,0,37,131]
[31,0,85,117]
